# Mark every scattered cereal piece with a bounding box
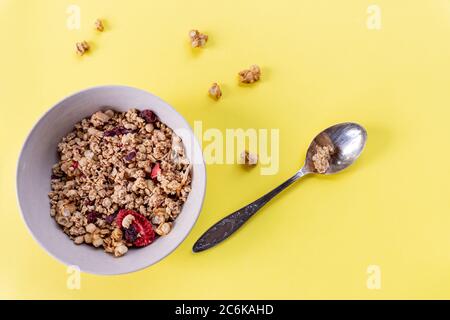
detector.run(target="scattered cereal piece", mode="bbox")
[238,65,261,84]
[75,41,90,56]
[240,150,258,166]
[311,144,335,174]
[189,29,208,48]
[94,19,104,32]
[208,83,222,100]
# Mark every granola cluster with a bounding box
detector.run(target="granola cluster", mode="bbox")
[240,150,258,166]
[75,41,90,56]
[238,65,261,84]
[208,83,222,100]
[189,29,208,48]
[312,144,334,173]
[48,109,192,257]
[94,19,104,32]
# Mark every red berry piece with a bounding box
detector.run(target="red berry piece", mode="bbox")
[151,163,161,179]
[139,110,157,123]
[86,211,99,223]
[124,151,136,162]
[116,209,155,247]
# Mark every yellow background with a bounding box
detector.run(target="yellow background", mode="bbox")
[1,0,450,299]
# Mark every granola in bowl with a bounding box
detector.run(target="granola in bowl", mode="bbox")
[48,108,192,257]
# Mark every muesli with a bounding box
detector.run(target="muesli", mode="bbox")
[48,108,192,257]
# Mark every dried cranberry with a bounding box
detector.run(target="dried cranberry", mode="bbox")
[71,161,79,169]
[86,211,98,223]
[123,225,139,243]
[104,126,134,137]
[151,163,161,179]
[119,127,134,135]
[104,129,118,137]
[105,212,118,225]
[140,110,157,123]
[124,151,136,162]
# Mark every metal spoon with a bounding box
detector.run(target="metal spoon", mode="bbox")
[193,122,367,253]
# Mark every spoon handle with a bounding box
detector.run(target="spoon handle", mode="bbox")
[193,168,309,252]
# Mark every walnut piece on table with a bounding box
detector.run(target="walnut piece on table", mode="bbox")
[208,83,222,100]
[240,150,258,166]
[238,65,261,84]
[189,29,208,48]
[75,41,90,56]
[94,19,104,32]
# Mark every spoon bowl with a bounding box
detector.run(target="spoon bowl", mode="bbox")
[304,122,367,175]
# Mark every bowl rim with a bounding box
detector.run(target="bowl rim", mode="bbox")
[15,84,207,275]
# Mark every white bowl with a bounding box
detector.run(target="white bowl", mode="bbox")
[16,85,206,275]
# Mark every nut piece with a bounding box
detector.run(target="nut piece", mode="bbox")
[75,41,90,56]
[189,29,208,48]
[94,19,104,32]
[238,65,261,84]
[121,214,135,229]
[312,145,334,174]
[151,214,164,225]
[114,244,128,257]
[240,150,258,166]
[208,83,222,100]
[155,222,172,236]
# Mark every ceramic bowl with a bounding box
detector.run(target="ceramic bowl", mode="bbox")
[16,85,206,275]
